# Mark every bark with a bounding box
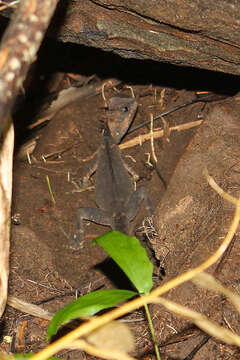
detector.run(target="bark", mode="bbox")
[0,0,59,138]
[47,0,240,75]
[0,118,14,318]
[0,0,60,317]
[2,1,240,75]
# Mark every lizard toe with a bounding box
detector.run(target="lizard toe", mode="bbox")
[71,230,84,250]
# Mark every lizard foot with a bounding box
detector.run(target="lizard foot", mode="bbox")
[70,230,85,250]
[71,177,94,193]
[59,225,84,250]
[82,176,93,188]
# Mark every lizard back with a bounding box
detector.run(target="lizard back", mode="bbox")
[95,126,133,213]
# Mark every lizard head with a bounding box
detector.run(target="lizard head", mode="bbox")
[107,97,138,144]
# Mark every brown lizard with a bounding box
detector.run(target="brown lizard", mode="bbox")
[73,97,153,247]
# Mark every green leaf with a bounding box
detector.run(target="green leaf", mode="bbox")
[47,289,136,340]
[95,231,153,294]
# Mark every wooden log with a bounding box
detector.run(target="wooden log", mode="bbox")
[46,0,240,75]
[2,1,240,74]
[0,0,60,317]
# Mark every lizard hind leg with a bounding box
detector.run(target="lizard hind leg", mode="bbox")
[126,186,154,223]
[73,207,112,248]
[124,187,154,237]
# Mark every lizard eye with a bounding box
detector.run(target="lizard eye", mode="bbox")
[121,106,129,113]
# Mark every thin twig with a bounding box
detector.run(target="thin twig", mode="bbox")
[120,120,203,150]
[149,113,157,163]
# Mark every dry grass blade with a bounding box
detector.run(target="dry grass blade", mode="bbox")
[120,120,203,150]
[148,195,240,297]
[151,296,240,346]
[86,321,135,353]
[193,272,240,314]
[203,168,237,205]
[149,113,157,163]
[46,175,56,205]
[69,339,136,360]
[7,296,53,320]
[0,1,19,11]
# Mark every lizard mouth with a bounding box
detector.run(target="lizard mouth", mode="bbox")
[107,97,138,144]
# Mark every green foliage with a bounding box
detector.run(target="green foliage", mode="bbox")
[47,289,136,340]
[47,231,153,341]
[95,231,153,294]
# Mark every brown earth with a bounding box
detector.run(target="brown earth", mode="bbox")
[0,41,239,360]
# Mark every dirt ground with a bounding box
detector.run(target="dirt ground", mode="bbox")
[1,40,240,359]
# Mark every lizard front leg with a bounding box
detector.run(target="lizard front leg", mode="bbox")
[73,155,98,192]
[123,161,139,183]
[73,207,112,248]
[82,156,97,184]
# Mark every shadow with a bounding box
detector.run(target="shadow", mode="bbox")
[95,257,136,292]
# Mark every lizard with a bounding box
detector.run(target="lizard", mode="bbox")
[73,97,153,247]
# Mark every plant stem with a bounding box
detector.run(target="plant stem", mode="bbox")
[143,302,161,360]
